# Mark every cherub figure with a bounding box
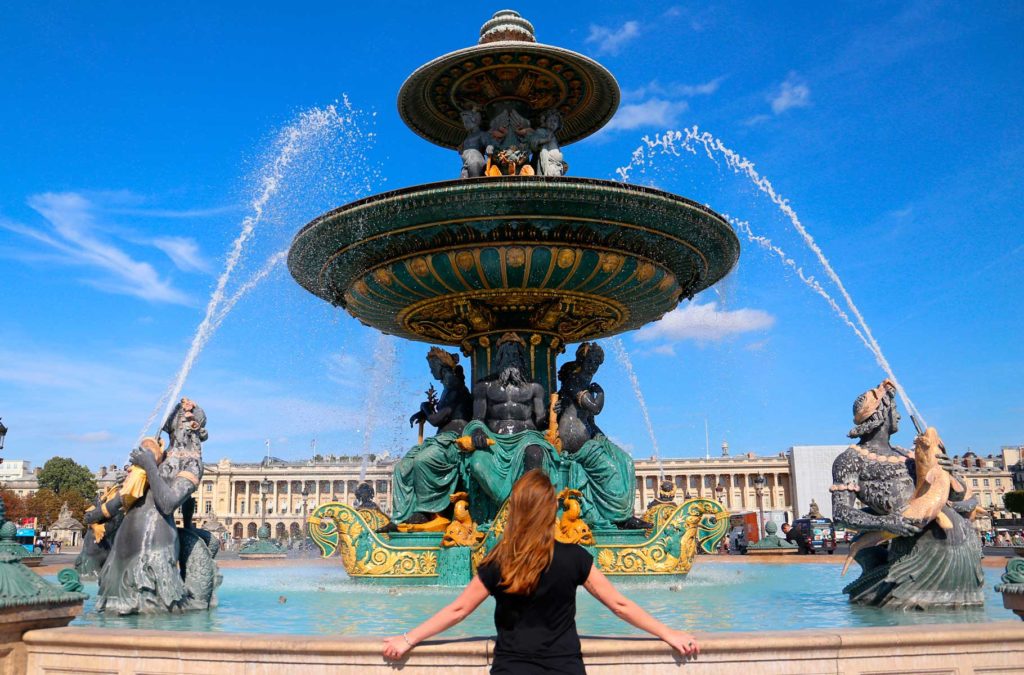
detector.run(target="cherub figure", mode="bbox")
[458,108,490,178]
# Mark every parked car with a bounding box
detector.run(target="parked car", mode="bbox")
[791,518,837,554]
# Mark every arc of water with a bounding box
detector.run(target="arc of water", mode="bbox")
[617,128,926,428]
[138,101,370,443]
[607,337,663,479]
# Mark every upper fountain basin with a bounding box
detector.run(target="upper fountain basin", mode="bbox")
[288,176,739,347]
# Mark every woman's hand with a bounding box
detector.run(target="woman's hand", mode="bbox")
[382,635,413,661]
[662,629,699,657]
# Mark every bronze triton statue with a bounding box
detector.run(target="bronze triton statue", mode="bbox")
[831,380,983,609]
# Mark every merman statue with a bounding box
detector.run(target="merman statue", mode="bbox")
[830,379,984,609]
[386,348,473,529]
[555,342,648,529]
[93,398,221,614]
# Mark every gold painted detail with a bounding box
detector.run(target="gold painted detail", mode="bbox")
[556,489,594,545]
[595,500,726,575]
[357,508,392,532]
[326,504,439,577]
[397,514,451,533]
[398,289,627,344]
[442,492,485,547]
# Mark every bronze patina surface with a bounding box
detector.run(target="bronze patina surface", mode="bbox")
[288,176,739,353]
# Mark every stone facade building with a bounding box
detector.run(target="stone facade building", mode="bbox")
[3,442,1019,540]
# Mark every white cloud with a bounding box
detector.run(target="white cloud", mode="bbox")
[769,73,811,114]
[622,77,724,102]
[150,236,210,273]
[64,431,116,443]
[2,192,194,305]
[605,99,688,132]
[585,21,641,55]
[635,301,775,344]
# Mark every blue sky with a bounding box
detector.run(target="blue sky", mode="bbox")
[1,2,1021,470]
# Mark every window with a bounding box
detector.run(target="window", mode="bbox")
[996,479,1002,487]
[205,501,212,513]
[972,478,978,487]
[240,503,246,514]
[984,479,990,487]
[204,482,213,492]
[646,477,655,489]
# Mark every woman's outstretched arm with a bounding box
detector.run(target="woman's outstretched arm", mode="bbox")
[583,566,699,657]
[382,576,490,661]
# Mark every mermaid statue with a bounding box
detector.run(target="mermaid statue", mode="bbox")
[831,380,984,609]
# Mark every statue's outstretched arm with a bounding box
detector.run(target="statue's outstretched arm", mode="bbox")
[426,405,454,428]
[130,447,197,516]
[578,383,604,415]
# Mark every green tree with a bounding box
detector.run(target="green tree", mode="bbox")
[37,456,98,499]
[1004,491,1024,517]
[26,488,91,529]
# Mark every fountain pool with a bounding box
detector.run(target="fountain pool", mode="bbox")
[64,562,1007,637]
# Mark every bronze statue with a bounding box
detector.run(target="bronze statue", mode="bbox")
[92,398,220,614]
[555,342,647,529]
[387,348,473,527]
[458,108,490,178]
[522,109,566,177]
[831,380,983,609]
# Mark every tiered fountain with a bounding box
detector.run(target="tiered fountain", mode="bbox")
[290,10,736,584]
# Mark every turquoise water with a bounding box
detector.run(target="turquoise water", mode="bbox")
[66,562,1011,636]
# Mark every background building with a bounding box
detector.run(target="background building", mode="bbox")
[788,445,849,520]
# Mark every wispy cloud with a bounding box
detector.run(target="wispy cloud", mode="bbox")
[605,99,689,132]
[622,77,724,102]
[2,192,197,305]
[585,21,641,55]
[635,301,775,345]
[64,431,116,444]
[150,236,210,273]
[744,73,811,126]
[769,72,811,114]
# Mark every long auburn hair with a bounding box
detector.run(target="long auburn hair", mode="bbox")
[481,469,557,595]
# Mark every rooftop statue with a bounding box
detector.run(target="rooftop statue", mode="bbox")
[90,398,221,614]
[831,380,984,609]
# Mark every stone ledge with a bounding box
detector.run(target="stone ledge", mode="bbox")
[22,621,1024,674]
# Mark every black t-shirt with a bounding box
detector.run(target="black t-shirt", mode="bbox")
[478,542,594,665]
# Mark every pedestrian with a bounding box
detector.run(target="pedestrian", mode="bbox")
[382,470,699,672]
[782,523,815,555]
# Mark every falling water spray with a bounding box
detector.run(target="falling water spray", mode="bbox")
[138,101,373,441]
[607,337,663,478]
[617,127,927,430]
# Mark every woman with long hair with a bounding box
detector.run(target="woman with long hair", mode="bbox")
[383,469,699,673]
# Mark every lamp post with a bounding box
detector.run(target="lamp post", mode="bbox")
[753,473,767,536]
[0,417,7,454]
[714,483,725,507]
[260,477,272,531]
[301,485,310,545]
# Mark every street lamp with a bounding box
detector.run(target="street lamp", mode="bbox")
[260,477,272,530]
[753,473,767,536]
[0,418,7,452]
[714,483,725,506]
[301,485,310,544]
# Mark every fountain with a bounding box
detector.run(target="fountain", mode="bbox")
[290,10,733,584]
